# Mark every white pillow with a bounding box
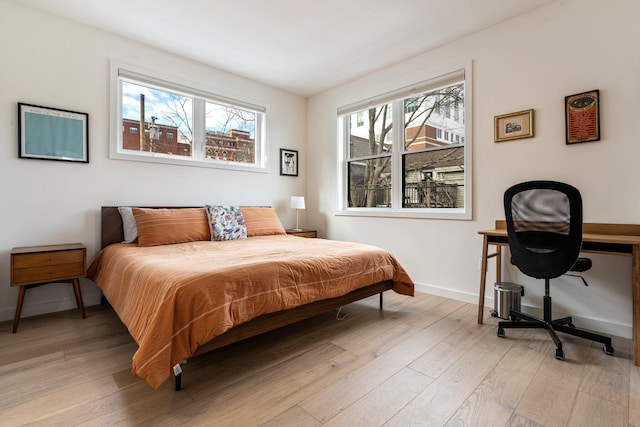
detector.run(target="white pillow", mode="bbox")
[118,206,138,243]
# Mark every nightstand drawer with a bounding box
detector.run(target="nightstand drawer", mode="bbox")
[291,231,317,238]
[13,249,84,269]
[286,229,317,238]
[13,262,85,285]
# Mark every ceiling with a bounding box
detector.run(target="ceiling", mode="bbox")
[15,0,555,97]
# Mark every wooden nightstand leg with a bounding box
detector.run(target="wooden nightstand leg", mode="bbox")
[13,286,26,333]
[72,279,86,319]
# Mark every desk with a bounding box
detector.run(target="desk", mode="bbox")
[478,221,640,366]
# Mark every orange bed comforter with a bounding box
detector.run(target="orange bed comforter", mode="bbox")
[87,235,414,388]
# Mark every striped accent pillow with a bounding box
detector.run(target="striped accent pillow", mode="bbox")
[240,207,286,237]
[132,208,211,246]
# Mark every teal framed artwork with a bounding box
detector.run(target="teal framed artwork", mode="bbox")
[18,103,89,163]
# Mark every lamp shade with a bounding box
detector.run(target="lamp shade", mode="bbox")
[290,196,305,210]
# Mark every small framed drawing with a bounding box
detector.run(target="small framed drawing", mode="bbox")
[18,102,89,163]
[280,148,298,176]
[494,109,534,142]
[565,89,600,144]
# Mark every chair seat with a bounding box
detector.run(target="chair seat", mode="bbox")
[571,257,592,272]
[510,256,592,273]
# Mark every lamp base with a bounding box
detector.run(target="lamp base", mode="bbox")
[291,228,303,231]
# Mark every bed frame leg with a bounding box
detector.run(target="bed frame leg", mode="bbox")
[379,292,383,310]
[175,373,182,391]
[173,363,183,391]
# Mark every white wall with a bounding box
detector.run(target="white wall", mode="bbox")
[307,0,640,338]
[0,3,307,322]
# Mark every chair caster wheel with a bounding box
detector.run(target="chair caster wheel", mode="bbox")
[555,348,565,360]
[490,310,498,318]
[603,344,614,356]
[497,328,505,338]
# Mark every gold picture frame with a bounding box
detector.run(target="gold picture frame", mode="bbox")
[494,109,534,142]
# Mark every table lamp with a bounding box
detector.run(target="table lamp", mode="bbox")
[290,196,305,231]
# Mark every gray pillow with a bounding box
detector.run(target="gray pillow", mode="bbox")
[118,206,138,243]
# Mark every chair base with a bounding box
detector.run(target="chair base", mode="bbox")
[497,296,614,360]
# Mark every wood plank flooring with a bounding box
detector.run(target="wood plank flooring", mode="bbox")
[1,291,638,426]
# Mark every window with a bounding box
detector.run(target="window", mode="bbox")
[338,67,471,219]
[111,64,266,171]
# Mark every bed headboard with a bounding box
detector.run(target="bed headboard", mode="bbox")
[101,207,123,249]
[101,206,199,249]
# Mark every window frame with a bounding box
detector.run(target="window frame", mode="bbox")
[110,62,267,173]
[337,65,472,220]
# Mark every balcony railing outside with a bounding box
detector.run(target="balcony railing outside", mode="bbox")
[349,181,460,208]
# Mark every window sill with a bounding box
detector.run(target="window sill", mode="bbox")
[335,207,471,220]
[109,150,268,173]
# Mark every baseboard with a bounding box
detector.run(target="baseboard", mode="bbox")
[415,282,479,304]
[0,291,102,324]
[414,282,632,340]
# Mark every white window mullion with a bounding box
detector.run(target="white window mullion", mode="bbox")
[255,113,265,169]
[391,100,404,209]
[192,98,205,161]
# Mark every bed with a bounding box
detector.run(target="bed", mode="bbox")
[88,206,414,390]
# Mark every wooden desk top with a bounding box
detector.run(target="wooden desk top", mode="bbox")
[479,221,640,256]
[493,220,640,235]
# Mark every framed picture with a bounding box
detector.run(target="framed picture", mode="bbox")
[565,89,600,144]
[18,103,89,163]
[494,109,534,142]
[280,148,298,176]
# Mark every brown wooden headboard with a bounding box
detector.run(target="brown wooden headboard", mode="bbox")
[101,206,200,249]
[101,207,124,249]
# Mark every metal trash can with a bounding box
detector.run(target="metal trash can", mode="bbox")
[492,282,524,320]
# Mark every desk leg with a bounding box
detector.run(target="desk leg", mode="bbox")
[496,246,502,283]
[633,244,640,366]
[478,235,489,324]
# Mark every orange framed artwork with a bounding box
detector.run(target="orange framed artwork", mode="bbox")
[565,89,600,144]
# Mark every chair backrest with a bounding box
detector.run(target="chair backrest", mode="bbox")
[504,180,583,280]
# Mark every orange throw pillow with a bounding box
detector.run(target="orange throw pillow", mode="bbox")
[133,207,211,246]
[241,207,286,237]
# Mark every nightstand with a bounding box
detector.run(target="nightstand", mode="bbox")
[10,243,87,333]
[286,229,317,238]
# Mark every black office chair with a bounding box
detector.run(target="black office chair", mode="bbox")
[497,180,614,360]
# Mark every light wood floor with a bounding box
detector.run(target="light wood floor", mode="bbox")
[1,291,639,426]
